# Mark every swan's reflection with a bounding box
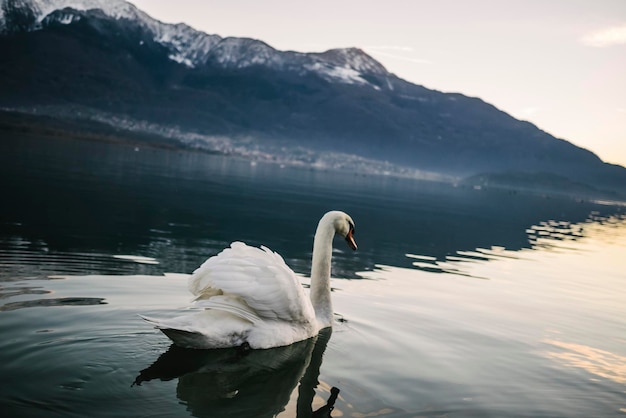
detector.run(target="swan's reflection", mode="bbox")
[134,328,338,418]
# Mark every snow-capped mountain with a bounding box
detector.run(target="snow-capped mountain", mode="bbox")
[2,0,624,195]
[5,0,221,66]
[3,0,390,87]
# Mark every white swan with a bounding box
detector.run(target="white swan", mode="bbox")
[141,210,357,349]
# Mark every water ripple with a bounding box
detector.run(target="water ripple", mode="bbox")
[405,246,518,279]
[0,296,107,312]
[543,339,626,385]
[0,236,163,280]
[404,212,626,279]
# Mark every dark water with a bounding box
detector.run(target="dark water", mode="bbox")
[1,135,625,417]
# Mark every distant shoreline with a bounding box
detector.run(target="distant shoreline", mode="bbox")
[0,109,179,151]
[3,109,625,204]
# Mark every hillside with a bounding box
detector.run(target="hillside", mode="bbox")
[1,0,625,196]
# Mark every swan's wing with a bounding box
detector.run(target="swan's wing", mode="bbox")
[188,242,315,323]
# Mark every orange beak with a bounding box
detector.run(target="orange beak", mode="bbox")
[345,228,357,251]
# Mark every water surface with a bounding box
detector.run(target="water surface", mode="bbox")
[1,135,625,417]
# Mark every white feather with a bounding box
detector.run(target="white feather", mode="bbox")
[189,242,315,323]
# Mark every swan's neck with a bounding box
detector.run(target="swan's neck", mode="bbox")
[310,218,335,328]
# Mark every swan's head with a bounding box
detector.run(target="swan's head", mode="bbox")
[326,211,357,251]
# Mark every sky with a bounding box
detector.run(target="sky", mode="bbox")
[130,0,626,167]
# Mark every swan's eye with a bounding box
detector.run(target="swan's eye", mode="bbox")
[349,222,355,235]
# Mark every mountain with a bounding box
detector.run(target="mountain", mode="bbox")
[1,0,625,196]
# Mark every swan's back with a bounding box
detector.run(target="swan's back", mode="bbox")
[189,242,316,323]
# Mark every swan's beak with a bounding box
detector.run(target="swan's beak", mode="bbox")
[345,229,357,251]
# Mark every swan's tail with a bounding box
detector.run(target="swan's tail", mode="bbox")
[138,314,164,328]
[139,314,212,348]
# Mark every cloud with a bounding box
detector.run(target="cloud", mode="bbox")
[581,24,626,47]
[520,107,542,117]
[364,47,432,64]
[366,45,415,52]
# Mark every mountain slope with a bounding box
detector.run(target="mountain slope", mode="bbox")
[0,0,624,195]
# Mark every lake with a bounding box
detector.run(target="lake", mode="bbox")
[1,134,625,417]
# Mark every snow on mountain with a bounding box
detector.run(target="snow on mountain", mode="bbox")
[25,0,221,66]
[205,37,291,69]
[313,48,388,76]
[153,22,221,67]
[35,0,141,20]
[8,0,391,87]
[305,48,389,86]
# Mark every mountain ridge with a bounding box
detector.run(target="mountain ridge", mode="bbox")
[1,0,392,83]
[1,0,624,197]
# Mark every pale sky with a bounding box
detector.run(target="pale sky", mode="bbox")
[131,0,626,168]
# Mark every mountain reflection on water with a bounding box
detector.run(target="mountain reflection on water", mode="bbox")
[2,134,623,280]
[402,212,625,280]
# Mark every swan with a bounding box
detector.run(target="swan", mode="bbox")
[141,210,357,349]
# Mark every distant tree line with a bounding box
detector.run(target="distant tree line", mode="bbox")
[1,0,39,34]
